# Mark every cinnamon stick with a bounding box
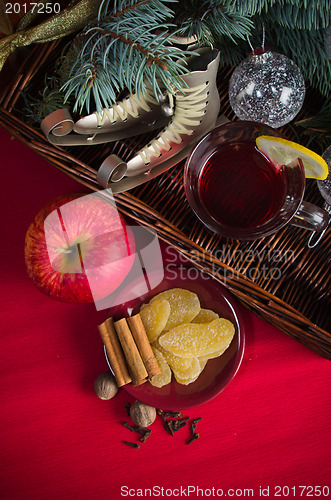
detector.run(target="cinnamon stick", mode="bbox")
[98,318,132,387]
[114,318,148,385]
[127,314,161,380]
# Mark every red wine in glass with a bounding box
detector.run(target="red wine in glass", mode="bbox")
[198,141,286,228]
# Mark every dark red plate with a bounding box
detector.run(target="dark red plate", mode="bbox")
[104,244,245,409]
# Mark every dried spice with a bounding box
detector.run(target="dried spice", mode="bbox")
[98,314,161,387]
[157,409,202,439]
[140,430,152,443]
[164,419,175,436]
[187,417,203,444]
[164,410,184,419]
[172,417,190,432]
[191,417,203,433]
[124,402,131,417]
[130,400,156,428]
[187,433,200,445]
[123,422,151,437]
[123,403,203,449]
[123,441,141,449]
[94,372,118,400]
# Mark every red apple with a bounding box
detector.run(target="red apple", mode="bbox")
[24,193,136,303]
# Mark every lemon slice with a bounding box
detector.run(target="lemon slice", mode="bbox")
[256,135,329,180]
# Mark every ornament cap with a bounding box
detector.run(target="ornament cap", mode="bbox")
[249,48,272,64]
[249,46,270,56]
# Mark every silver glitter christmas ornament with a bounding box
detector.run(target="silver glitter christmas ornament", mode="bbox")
[229,50,306,128]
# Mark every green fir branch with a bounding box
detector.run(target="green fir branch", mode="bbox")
[226,0,274,16]
[269,24,331,96]
[227,0,331,25]
[213,36,248,67]
[60,0,193,113]
[49,0,331,117]
[295,97,331,149]
[265,0,331,30]
[172,0,254,45]
[20,76,69,124]
[98,0,178,20]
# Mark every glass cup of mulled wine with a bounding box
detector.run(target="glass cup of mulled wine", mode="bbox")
[184,121,329,240]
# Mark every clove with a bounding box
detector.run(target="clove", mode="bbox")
[140,429,152,443]
[164,410,184,419]
[123,440,141,449]
[187,433,200,445]
[124,402,131,417]
[172,417,189,432]
[123,421,149,436]
[164,419,175,436]
[191,417,203,433]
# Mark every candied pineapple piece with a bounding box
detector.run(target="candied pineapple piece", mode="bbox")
[174,365,202,385]
[149,347,172,388]
[173,357,209,385]
[192,308,219,323]
[175,360,208,385]
[149,288,200,330]
[199,359,207,371]
[159,318,235,358]
[139,299,171,342]
[174,373,200,385]
[172,357,201,382]
[153,339,193,372]
[152,340,202,387]
[198,346,228,362]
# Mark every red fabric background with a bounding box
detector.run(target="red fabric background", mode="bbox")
[0,127,330,500]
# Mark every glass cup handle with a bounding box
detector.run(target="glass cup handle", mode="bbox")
[306,202,331,248]
[290,201,330,232]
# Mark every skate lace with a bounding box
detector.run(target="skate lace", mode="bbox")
[138,83,208,165]
[95,87,160,127]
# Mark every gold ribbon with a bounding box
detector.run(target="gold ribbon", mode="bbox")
[0,0,103,72]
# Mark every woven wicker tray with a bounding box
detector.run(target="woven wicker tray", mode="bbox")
[1,40,330,359]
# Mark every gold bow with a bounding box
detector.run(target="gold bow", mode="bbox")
[0,0,103,72]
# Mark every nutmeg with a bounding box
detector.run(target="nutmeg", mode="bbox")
[130,400,156,428]
[94,372,118,400]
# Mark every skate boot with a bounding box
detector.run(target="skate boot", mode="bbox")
[73,83,175,139]
[96,47,221,192]
[73,35,200,140]
[41,84,175,146]
[41,36,199,146]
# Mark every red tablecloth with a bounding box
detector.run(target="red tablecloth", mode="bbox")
[1,128,330,500]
